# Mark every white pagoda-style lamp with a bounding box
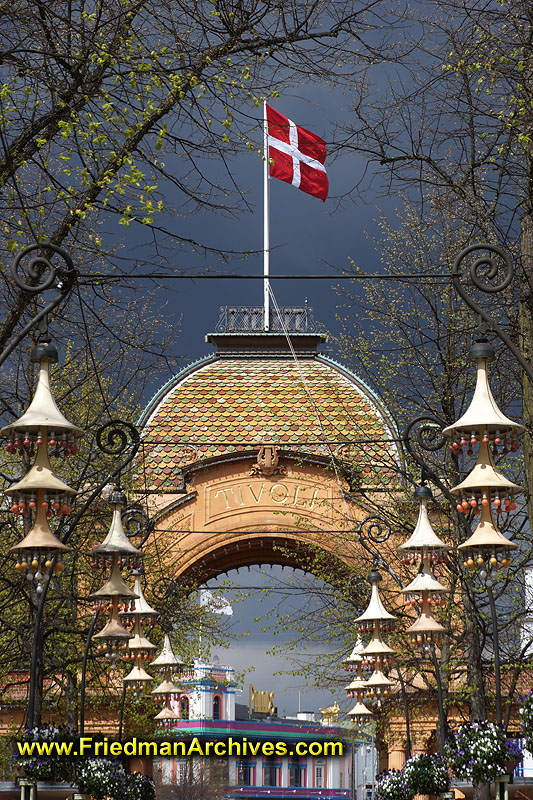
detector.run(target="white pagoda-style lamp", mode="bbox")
[443,337,524,455]
[151,678,182,721]
[343,641,372,721]
[344,640,364,672]
[355,566,396,706]
[151,633,186,675]
[120,574,158,694]
[347,701,373,722]
[399,485,448,651]
[154,703,180,729]
[443,336,523,580]
[2,335,84,592]
[151,633,186,723]
[90,488,140,662]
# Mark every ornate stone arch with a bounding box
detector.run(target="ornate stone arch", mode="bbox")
[137,327,401,585]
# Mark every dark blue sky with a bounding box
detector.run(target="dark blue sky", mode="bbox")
[119,90,398,385]
[206,565,347,717]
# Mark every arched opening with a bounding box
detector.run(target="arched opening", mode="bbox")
[202,564,362,715]
[146,454,384,591]
[179,695,189,720]
[138,320,404,785]
[178,531,354,589]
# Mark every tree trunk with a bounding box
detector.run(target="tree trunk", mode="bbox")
[32,599,44,727]
[463,590,490,800]
[519,0,533,542]
[66,670,78,730]
[519,210,533,531]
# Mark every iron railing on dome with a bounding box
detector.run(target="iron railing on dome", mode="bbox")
[216,305,318,333]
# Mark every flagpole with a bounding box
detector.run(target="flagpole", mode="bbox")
[263,100,270,332]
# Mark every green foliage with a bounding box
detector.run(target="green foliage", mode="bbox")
[441,1,531,157]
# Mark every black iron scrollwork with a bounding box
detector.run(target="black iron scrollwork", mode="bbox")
[12,243,75,293]
[60,420,140,549]
[152,577,181,602]
[453,242,533,383]
[454,243,513,294]
[401,415,454,504]
[358,515,392,544]
[151,578,191,614]
[96,419,140,456]
[0,244,78,369]
[122,508,154,549]
[355,514,402,587]
[404,415,446,454]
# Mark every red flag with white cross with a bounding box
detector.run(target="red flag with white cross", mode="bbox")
[266,104,329,202]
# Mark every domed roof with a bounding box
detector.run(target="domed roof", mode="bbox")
[139,331,399,493]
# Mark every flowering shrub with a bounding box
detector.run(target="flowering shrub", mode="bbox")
[445,721,522,784]
[74,759,155,800]
[119,770,156,800]
[12,726,79,783]
[375,770,412,800]
[519,690,533,752]
[11,725,155,800]
[506,738,523,763]
[75,758,127,800]
[402,753,449,795]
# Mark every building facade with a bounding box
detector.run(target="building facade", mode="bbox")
[154,656,374,799]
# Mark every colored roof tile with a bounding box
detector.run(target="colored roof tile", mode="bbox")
[139,355,399,490]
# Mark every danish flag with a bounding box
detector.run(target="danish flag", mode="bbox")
[266,105,328,201]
